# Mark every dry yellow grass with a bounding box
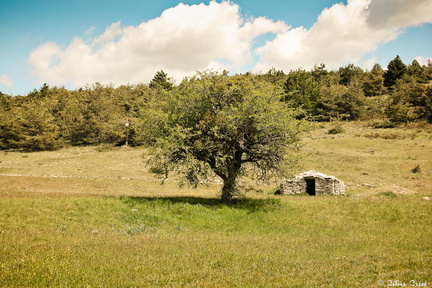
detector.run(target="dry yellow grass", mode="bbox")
[300,121,432,197]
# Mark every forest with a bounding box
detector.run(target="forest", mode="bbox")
[1,55,432,152]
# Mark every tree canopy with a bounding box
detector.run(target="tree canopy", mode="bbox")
[142,71,305,203]
[384,55,407,88]
[283,69,321,115]
[149,70,174,91]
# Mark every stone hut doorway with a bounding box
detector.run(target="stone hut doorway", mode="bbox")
[305,178,316,196]
[280,171,345,196]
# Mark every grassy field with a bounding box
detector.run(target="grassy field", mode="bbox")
[0,122,431,287]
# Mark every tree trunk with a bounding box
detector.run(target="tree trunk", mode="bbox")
[221,176,237,204]
[220,151,243,204]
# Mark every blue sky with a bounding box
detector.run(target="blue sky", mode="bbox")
[1,0,431,95]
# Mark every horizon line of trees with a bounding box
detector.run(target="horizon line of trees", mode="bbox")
[1,55,432,151]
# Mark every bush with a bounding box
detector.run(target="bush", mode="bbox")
[328,124,345,134]
[411,165,421,173]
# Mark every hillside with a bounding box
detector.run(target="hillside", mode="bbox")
[0,122,431,287]
[1,121,430,197]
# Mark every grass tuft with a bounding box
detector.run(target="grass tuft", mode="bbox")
[376,191,398,198]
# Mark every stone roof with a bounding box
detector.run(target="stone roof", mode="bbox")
[296,170,341,181]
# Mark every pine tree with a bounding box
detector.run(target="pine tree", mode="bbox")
[407,59,428,83]
[149,71,174,90]
[283,69,321,115]
[384,55,407,88]
[363,64,386,96]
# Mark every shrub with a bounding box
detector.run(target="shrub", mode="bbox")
[411,165,421,173]
[328,124,345,134]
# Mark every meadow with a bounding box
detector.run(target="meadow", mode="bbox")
[0,122,431,287]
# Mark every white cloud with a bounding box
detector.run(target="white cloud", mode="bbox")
[254,0,432,72]
[362,56,379,70]
[27,0,432,88]
[28,1,287,88]
[0,74,14,89]
[415,56,432,66]
[367,0,432,30]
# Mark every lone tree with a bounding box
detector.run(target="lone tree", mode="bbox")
[142,71,305,203]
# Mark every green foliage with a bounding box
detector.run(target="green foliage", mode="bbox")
[423,87,432,122]
[0,93,14,149]
[65,84,126,145]
[338,63,364,86]
[328,123,345,134]
[149,70,174,90]
[283,69,321,114]
[384,55,407,88]
[363,63,386,96]
[407,59,429,83]
[386,76,429,123]
[143,71,305,202]
[318,80,366,120]
[7,99,63,151]
[310,63,328,83]
[425,59,432,80]
[257,68,287,86]
[0,83,151,150]
[134,88,171,146]
[282,66,370,121]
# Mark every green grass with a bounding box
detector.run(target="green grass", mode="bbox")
[1,195,431,287]
[1,123,432,287]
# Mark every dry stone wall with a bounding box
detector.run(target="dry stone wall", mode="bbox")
[280,171,345,195]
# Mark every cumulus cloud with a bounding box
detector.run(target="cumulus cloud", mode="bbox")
[367,0,432,30]
[254,0,432,72]
[0,74,14,89]
[415,56,432,66]
[28,0,432,88]
[28,1,287,88]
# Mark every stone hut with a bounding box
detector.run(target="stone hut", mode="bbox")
[280,171,345,196]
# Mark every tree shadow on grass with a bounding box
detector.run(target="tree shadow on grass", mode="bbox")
[119,196,282,213]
